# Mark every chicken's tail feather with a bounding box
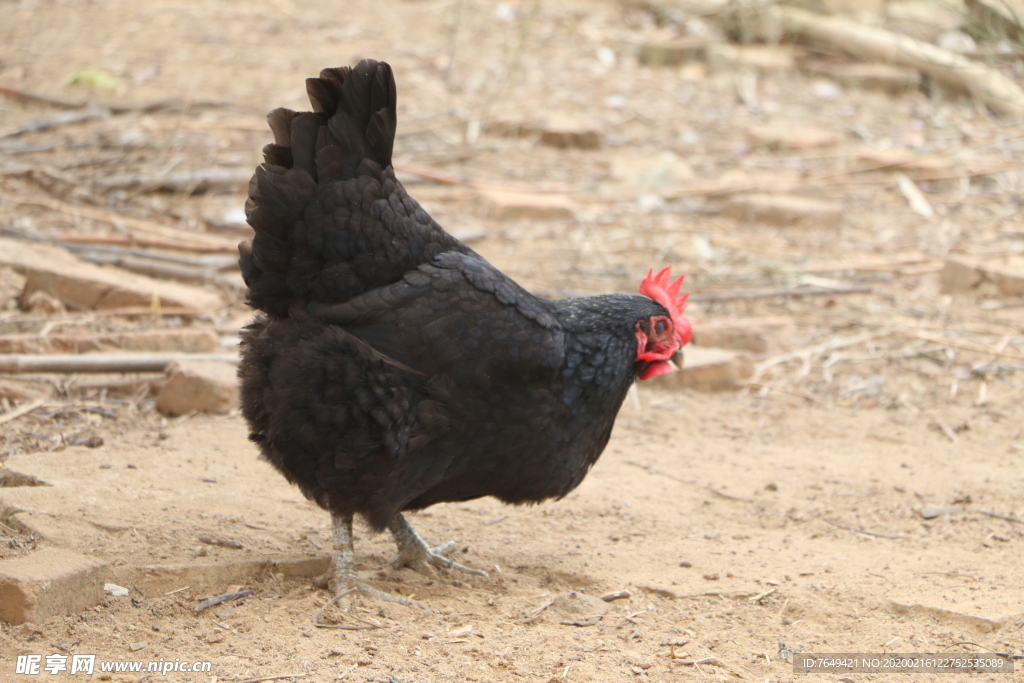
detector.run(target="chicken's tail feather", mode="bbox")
[240,60,398,316]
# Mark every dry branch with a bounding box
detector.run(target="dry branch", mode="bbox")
[772,6,1024,118]
[195,589,253,612]
[94,168,252,193]
[0,190,237,250]
[0,85,235,113]
[0,108,110,139]
[71,250,237,286]
[976,509,1024,525]
[796,254,942,274]
[823,518,909,539]
[0,353,237,374]
[690,284,870,303]
[6,229,240,276]
[665,158,1015,200]
[755,329,897,378]
[911,331,1024,361]
[1,307,202,327]
[0,397,48,426]
[231,675,308,683]
[54,232,243,254]
[0,329,218,354]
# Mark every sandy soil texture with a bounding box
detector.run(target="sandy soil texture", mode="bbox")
[0,0,1022,681]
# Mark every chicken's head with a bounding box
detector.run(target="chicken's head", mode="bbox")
[635,267,692,380]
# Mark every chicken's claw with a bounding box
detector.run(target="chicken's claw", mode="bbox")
[312,514,421,627]
[388,513,489,578]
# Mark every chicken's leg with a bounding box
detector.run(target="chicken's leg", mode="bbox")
[316,514,414,607]
[388,513,488,577]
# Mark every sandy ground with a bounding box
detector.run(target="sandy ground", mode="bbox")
[1,0,1023,681]
[1,396,1022,683]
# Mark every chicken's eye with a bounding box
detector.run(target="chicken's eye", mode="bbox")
[655,318,668,334]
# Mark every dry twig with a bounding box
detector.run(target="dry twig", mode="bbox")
[0,108,111,139]
[312,589,383,630]
[690,284,870,303]
[0,190,237,250]
[823,518,909,540]
[0,353,236,374]
[976,510,1024,525]
[931,419,959,443]
[230,674,308,683]
[0,85,234,112]
[94,168,252,193]
[195,589,254,612]
[0,397,48,426]
[755,330,897,379]
[772,6,1024,117]
[912,331,1024,362]
[54,232,244,254]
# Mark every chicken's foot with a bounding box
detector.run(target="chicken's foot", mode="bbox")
[388,513,489,577]
[313,514,415,619]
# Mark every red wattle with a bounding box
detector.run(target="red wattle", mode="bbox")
[639,360,676,380]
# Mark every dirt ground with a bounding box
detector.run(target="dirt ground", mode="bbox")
[1,0,1023,681]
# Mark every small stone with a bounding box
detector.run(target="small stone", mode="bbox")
[747,124,839,150]
[600,590,631,602]
[537,113,602,150]
[650,347,754,392]
[703,573,720,581]
[197,536,243,550]
[984,258,1024,296]
[637,38,710,66]
[485,114,602,150]
[155,360,238,416]
[0,549,109,625]
[679,560,693,568]
[104,583,130,597]
[921,506,963,519]
[707,44,795,71]
[940,256,985,293]
[477,190,576,221]
[693,317,793,354]
[806,62,920,94]
[69,434,104,448]
[0,237,223,312]
[128,641,147,652]
[941,255,1024,296]
[721,193,842,228]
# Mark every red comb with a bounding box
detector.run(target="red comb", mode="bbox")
[639,267,692,346]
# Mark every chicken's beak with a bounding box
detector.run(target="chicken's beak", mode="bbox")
[670,349,684,369]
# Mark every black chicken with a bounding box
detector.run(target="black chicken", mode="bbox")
[238,60,692,603]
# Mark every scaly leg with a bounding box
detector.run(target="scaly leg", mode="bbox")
[316,514,415,608]
[388,512,488,577]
